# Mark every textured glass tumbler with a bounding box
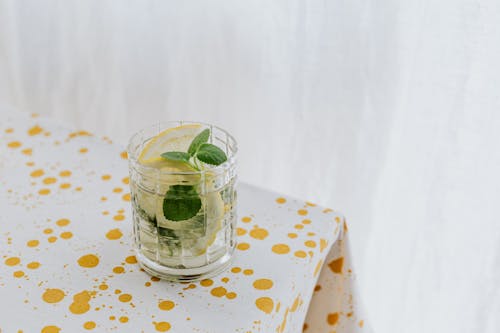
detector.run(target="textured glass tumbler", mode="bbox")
[127,122,237,282]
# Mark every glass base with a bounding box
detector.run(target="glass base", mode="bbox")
[135,246,235,282]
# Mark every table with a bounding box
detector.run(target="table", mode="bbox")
[0,112,368,333]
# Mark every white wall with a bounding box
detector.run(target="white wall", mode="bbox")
[1,1,499,332]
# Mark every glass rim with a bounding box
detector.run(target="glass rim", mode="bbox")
[127,120,237,176]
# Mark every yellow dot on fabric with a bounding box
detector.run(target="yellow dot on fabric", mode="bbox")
[158,300,175,311]
[59,170,72,177]
[225,292,237,300]
[30,169,44,177]
[253,279,274,290]
[47,236,57,243]
[42,289,65,303]
[153,321,171,332]
[231,267,241,273]
[237,242,250,251]
[305,240,316,248]
[118,293,132,302]
[109,316,116,320]
[327,312,339,325]
[125,256,137,264]
[119,316,129,323]
[27,239,40,247]
[249,227,269,240]
[60,231,73,239]
[98,283,108,290]
[276,197,287,204]
[294,224,304,230]
[302,219,311,225]
[21,148,32,156]
[5,257,20,266]
[43,177,57,185]
[106,229,123,240]
[39,188,51,195]
[7,141,22,148]
[60,183,71,189]
[43,228,53,234]
[328,257,344,274]
[78,254,99,268]
[79,147,88,153]
[115,289,122,294]
[122,177,129,185]
[83,321,96,330]
[120,151,128,159]
[241,216,252,223]
[113,214,125,221]
[288,233,298,239]
[200,279,214,287]
[294,250,307,258]
[69,301,90,314]
[236,227,247,236]
[113,266,125,274]
[27,261,40,269]
[297,209,308,216]
[210,286,227,297]
[41,326,61,333]
[122,193,131,202]
[255,297,274,314]
[101,174,111,180]
[56,218,70,227]
[272,244,290,254]
[13,270,25,278]
[243,269,254,276]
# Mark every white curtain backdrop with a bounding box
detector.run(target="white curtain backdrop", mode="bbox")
[1,1,499,332]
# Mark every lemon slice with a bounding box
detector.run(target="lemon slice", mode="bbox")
[138,124,202,168]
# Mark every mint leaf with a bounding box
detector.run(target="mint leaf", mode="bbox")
[195,143,227,166]
[163,185,202,221]
[188,129,210,156]
[160,151,191,163]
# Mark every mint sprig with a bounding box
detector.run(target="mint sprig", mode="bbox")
[160,128,228,221]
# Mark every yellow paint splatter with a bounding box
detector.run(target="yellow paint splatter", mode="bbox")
[231,267,241,273]
[56,218,70,227]
[44,228,53,234]
[28,125,43,136]
[48,236,57,243]
[210,286,227,297]
[327,313,339,325]
[42,289,65,303]
[241,216,252,223]
[27,239,40,247]
[98,283,108,290]
[43,177,57,185]
[237,242,250,251]
[30,169,44,177]
[226,292,237,299]
[306,201,316,207]
[153,321,171,332]
[236,227,247,236]
[106,228,123,240]
[113,187,123,193]
[113,266,125,274]
[122,193,131,202]
[69,291,92,314]
[59,170,72,177]
[5,127,14,133]
[320,239,328,252]
[200,279,214,287]
[118,293,132,302]
[221,277,229,283]
[328,257,344,274]
[276,197,286,204]
[125,255,137,264]
[305,240,316,248]
[297,209,308,216]
[113,214,125,221]
[60,231,73,239]
[119,316,129,323]
[5,257,20,266]
[287,233,298,239]
[41,326,61,333]
[243,269,254,276]
[314,259,324,277]
[294,224,304,230]
[27,261,40,269]
[79,147,88,153]
[101,174,111,181]
[83,321,96,330]
[249,227,269,240]
[294,250,307,258]
[158,300,175,311]
[255,297,274,314]
[307,232,316,236]
[78,254,99,268]
[359,320,364,327]
[120,151,128,159]
[253,279,274,290]
[272,244,290,254]
[21,148,32,156]
[60,183,71,189]
[7,141,22,148]
[302,219,311,225]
